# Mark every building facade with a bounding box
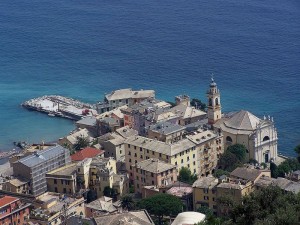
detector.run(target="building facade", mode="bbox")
[12,145,71,196]
[46,163,77,195]
[0,196,30,225]
[132,158,177,194]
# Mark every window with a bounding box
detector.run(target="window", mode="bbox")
[204,196,209,200]
[120,150,122,154]
[166,155,169,159]
[128,151,131,155]
[152,151,155,155]
[193,154,195,158]
[140,147,142,151]
[151,173,154,177]
[175,154,177,158]
[204,189,208,194]
[134,153,137,157]
[61,180,63,185]
[55,187,58,192]
[226,136,232,143]
[128,144,131,148]
[129,159,131,163]
[134,146,136,150]
[147,150,149,153]
[140,155,143,159]
[54,179,57,184]
[215,98,219,105]
[63,188,67,193]
[77,168,80,172]
[263,136,270,142]
[181,159,183,163]
[187,156,189,161]
[193,161,195,165]
[175,162,177,165]
[152,181,154,185]
[188,164,190,168]
[159,153,162,157]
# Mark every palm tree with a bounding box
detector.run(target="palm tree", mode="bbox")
[74,135,89,151]
[121,194,135,211]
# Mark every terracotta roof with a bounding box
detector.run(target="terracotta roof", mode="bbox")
[0,196,18,207]
[71,147,104,161]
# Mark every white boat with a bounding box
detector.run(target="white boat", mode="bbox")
[48,113,55,117]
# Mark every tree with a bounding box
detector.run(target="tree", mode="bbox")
[214,169,229,178]
[197,206,213,216]
[227,144,247,163]
[294,144,300,162]
[178,167,198,184]
[121,194,135,211]
[73,134,90,151]
[138,193,183,225]
[218,144,247,172]
[190,98,207,111]
[103,186,117,200]
[227,186,300,225]
[273,158,300,178]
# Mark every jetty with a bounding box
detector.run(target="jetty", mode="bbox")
[21,95,97,120]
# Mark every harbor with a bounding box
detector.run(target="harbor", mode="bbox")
[21,95,98,120]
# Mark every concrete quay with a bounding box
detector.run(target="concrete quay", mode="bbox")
[21,95,97,120]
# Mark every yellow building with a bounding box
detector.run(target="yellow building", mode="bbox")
[124,135,197,183]
[193,166,271,216]
[193,176,219,213]
[2,178,30,194]
[76,158,92,189]
[89,157,128,199]
[46,163,77,195]
[187,130,223,176]
[132,158,177,195]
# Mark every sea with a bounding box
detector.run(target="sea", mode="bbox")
[0,0,299,157]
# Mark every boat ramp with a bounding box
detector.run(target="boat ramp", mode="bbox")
[21,95,97,120]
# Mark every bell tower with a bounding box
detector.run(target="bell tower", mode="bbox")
[207,75,221,124]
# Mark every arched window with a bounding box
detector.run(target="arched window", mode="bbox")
[263,136,270,142]
[226,136,232,143]
[215,98,219,105]
[209,98,212,106]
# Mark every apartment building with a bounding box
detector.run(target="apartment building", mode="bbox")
[132,158,177,194]
[193,166,271,216]
[124,135,197,182]
[147,121,185,144]
[193,176,219,213]
[46,163,77,195]
[2,177,30,194]
[0,196,30,225]
[12,145,71,196]
[120,98,173,135]
[97,88,155,113]
[187,130,223,176]
[29,192,85,225]
[98,133,126,161]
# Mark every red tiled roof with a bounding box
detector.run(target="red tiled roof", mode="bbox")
[0,196,18,208]
[71,147,104,161]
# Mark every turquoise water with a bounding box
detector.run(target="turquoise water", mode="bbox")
[0,0,299,156]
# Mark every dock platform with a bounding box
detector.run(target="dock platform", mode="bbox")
[21,95,97,120]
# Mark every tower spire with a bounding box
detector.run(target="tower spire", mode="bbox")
[207,76,221,125]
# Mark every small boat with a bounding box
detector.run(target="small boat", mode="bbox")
[48,113,55,117]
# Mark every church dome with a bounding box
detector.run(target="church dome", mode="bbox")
[224,110,260,131]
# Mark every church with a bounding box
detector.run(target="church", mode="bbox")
[206,77,278,164]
